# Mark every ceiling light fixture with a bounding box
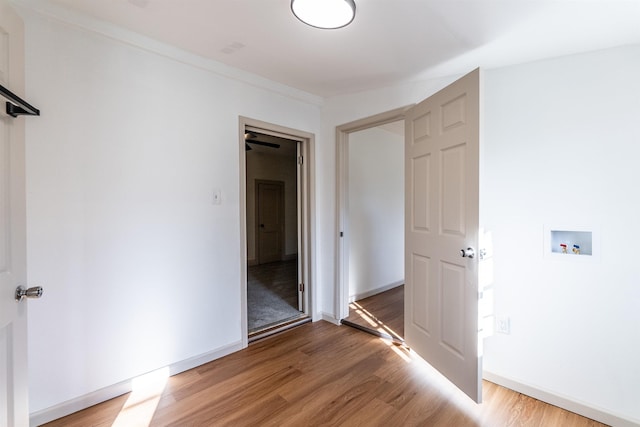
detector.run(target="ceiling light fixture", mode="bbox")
[291,0,356,29]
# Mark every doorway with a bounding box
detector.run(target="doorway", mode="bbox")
[339,118,406,342]
[336,69,482,403]
[240,117,314,344]
[335,107,411,329]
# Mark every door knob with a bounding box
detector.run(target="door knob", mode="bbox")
[15,286,43,302]
[460,247,475,259]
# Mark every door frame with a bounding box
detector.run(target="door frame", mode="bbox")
[255,179,285,265]
[335,106,413,320]
[239,116,316,348]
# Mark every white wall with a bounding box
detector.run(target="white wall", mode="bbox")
[348,126,403,299]
[22,10,321,415]
[20,2,640,423]
[322,47,640,424]
[482,46,640,423]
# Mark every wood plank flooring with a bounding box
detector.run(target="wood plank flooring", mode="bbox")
[344,285,404,340]
[42,316,606,426]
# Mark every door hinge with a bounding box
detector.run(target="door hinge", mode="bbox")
[298,156,303,165]
[299,283,304,292]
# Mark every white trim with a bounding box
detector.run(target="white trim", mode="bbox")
[483,370,640,427]
[12,0,324,107]
[29,340,243,427]
[320,313,341,325]
[167,342,242,377]
[348,280,404,303]
[239,118,250,350]
[239,116,317,345]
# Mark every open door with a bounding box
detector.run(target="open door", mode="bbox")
[404,68,481,402]
[0,1,31,424]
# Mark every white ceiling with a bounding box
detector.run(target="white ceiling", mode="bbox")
[27,0,640,97]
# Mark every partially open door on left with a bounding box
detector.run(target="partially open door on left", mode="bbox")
[404,69,482,403]
[1,1,31,425]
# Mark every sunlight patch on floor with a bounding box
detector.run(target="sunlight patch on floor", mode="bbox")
[349,301,410,363]
[383,338,412,362]
[111,367,169,427]
[408,349,483,423]
[349,302,379,328]
[349,301,404,341]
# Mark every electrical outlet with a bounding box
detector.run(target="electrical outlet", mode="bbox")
[496,316,511,334]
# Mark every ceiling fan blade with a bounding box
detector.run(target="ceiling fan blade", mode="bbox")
[246,140,280,149]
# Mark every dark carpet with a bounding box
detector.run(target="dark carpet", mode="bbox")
[247,260,302,333]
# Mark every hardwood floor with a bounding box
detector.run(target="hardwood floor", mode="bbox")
[344,285,404,340]
[42,317,606,426]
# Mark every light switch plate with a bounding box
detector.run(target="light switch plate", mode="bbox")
[496,316,511,334]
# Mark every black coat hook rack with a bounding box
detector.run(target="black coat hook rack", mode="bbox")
[0,83,40,118]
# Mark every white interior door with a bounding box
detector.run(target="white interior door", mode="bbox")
[0,0,30,425]
[404,68,481,403]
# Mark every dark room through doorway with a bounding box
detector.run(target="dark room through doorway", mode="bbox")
[244,128,308,340]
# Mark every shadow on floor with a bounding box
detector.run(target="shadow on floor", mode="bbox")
[342,285,404,342]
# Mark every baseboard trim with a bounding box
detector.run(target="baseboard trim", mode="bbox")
[282,253,297,261]
[247,254,297,266]
[29,340,243,427]
[483,370,640,427]
[348,280,403,303]
[168,341,243,377]
[320,312,341,325]
[248,316,311,343]
[29,379,132,427]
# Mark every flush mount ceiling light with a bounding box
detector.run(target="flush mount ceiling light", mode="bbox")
[291,0,356,29]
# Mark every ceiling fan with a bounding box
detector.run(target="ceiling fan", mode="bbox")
[245,132,280,151]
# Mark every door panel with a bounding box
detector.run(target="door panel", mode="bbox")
[411,154,431,231]
[405,68,481,403]
[0,0,29,424]
[257,181,284,264]
[441,143,466,235]
[440,261,466,357]
[410,254,430,333]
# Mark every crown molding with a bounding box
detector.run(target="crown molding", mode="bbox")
[11,0,324,107]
